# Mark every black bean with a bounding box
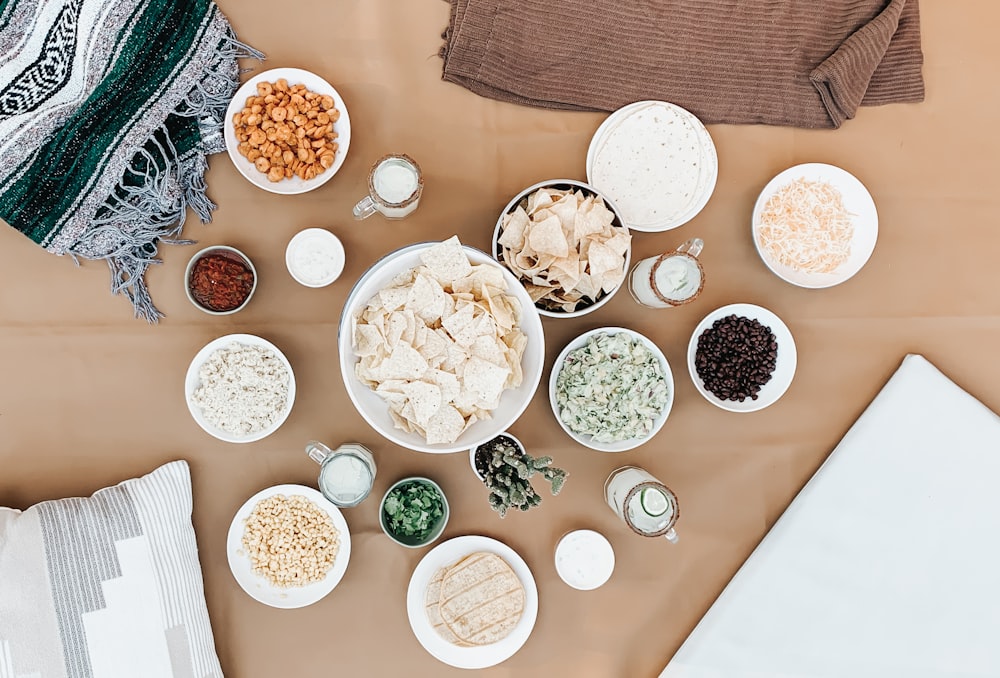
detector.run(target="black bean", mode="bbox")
[694,314,778,402]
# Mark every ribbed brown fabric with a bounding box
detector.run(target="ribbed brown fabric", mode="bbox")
[440,0,924,128]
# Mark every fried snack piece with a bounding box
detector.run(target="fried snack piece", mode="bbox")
[233,78,340,182]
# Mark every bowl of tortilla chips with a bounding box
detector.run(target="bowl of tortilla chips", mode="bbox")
[493,179,631,317]
[339,236,545,454]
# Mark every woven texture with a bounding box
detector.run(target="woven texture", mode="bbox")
[0,461,222,678]
[0,0,260,321]
[441,0,924,128]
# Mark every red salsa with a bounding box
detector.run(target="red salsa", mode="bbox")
[188,252,254,312]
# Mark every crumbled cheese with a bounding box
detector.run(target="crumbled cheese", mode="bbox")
[192,342,289,437]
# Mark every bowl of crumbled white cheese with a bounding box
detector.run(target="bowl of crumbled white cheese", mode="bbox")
[185,333,296,443]
[548,327,673,452]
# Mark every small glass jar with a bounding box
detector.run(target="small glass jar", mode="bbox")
[306,441,376,507]
[604,466,679,542]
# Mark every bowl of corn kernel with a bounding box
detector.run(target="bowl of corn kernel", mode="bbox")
[226,484,351,608]
[224,67,352,195]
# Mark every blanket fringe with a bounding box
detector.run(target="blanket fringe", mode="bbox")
[69,28,262,322]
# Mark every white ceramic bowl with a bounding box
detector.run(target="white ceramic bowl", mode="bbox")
[378,477,450,548]
[751,163,878,288]
[185,333,296,443]
[549,327,674,452]
[338,242,545,454]
[285,227,345,287]
[493,179,631,318]
[224,67,351,195]
[184,245,257,315]
[687,303,797,413]
[226,484,351,608]
[554,529,615,591]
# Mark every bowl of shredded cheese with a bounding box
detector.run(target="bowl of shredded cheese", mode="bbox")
[752,163,878,288]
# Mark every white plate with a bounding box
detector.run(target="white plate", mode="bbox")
[338,242,545,454]
[406,535,538,669]
[586,100,718,232]
[687,303,797,413]
[184,333,296,443]
[492,178,631,318]
[226,484,351,609]
[224,67,351,195]
[549,327,674,452]
[751,163,878,288]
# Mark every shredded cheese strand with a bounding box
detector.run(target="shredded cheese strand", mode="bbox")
[757,178,854,274]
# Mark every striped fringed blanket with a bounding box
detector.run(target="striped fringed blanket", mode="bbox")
[0,0,261,321]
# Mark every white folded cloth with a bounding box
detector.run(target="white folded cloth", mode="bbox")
[661,354,1000,678]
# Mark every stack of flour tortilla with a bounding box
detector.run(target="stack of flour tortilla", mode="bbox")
[425,552,525,646]
[588,101,718,232]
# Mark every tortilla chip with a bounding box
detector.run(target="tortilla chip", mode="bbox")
[420,235,473,283]
[498,207,530,250]
[496,188,630,312]
[354,324,384,357]
[527,215,569,257]
[353,236,528,444]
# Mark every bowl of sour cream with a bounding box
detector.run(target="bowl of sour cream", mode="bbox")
[554,530,615,590]
[285,228,346,287]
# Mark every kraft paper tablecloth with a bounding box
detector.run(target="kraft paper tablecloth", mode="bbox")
[1,1,999,676]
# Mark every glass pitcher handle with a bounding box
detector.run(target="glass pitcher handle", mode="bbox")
[664,527,679,544]
[306,440,333,465]
[676,237,704,258]
[352,196,378,220]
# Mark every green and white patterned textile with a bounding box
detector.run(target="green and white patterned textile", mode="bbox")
[0,0,261,320]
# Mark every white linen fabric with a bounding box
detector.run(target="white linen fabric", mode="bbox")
[662,354,1000,678]
[0,461,222,678]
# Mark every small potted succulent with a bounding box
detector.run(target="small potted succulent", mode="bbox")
[470,433,568,518]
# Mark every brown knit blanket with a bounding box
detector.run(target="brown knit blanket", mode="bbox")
[440,0,924,128]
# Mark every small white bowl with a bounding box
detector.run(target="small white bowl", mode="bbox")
[226,484,351,608]
[687,303,797,413]
[549,327,674,452]
[470,432,526,481]
[379,477,450,548]
[184,245,257,315]
[338,242,544,454]
[285,228,345,287]
[554,530,615,590]
[224,67,351,195]
[493,179,631,318]
[751,163,878,289]
[184,333,296,443]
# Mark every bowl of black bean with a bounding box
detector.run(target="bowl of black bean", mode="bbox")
[687,303,797,412]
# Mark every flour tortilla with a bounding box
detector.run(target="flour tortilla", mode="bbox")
[425,567,475,647]
[439,552,525,646]
[591,101,713,230]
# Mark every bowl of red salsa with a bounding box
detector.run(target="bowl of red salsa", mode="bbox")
[185,245,257,315]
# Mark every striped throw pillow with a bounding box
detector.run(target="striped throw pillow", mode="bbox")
[0,461,222,678]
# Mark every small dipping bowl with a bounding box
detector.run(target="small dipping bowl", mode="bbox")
[285,228,345,287]
[554,529,615,590]
[379,477,450,549]
[184,245,257,315]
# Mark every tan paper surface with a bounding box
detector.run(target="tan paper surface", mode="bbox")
[1,2,999,676]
